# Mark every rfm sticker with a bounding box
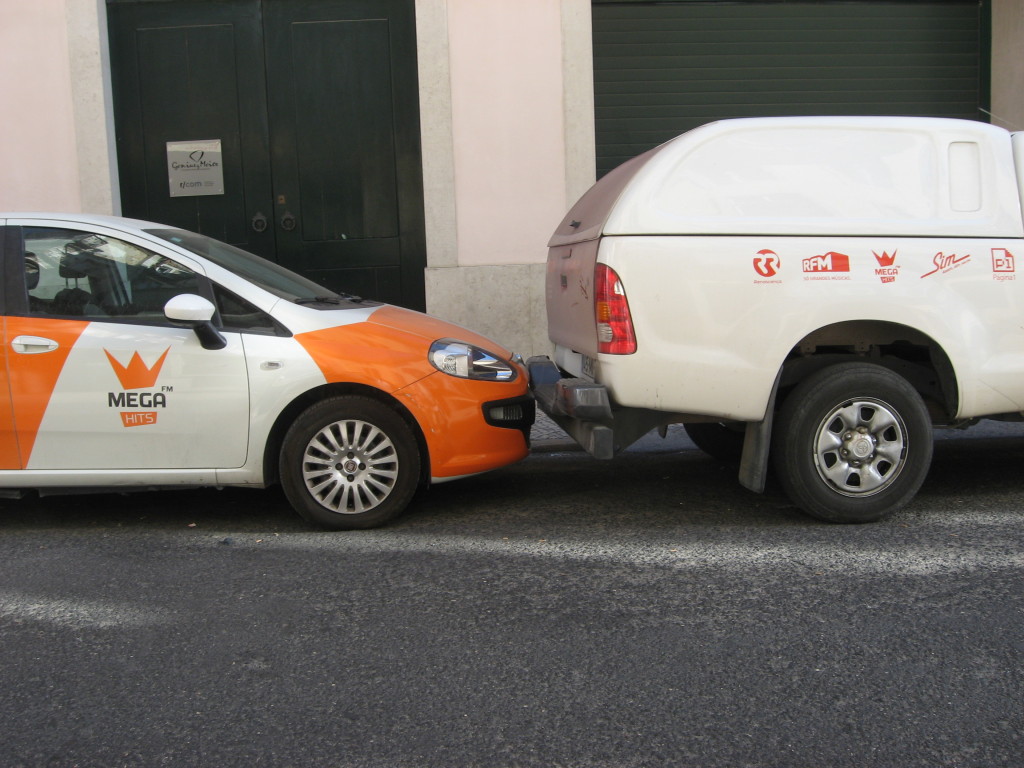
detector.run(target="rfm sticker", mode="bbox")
[802,251,851,280]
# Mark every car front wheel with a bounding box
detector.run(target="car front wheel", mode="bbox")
[773,363,933,523]
[280,396,421,530]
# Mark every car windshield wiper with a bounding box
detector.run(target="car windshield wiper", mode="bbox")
[294,294,364,305]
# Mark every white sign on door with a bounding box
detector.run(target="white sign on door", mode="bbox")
[167,139,225,197]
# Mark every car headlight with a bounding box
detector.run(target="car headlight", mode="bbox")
[428,340,517,381]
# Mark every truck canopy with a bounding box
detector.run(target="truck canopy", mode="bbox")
[549,116,1024,245]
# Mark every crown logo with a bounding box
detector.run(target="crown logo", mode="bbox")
[873,250,898,267]
[105,347,170,390]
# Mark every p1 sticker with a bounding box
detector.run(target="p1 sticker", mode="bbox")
[992,248,1016,281]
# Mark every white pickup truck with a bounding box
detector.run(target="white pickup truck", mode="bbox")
[528,116,1024,522]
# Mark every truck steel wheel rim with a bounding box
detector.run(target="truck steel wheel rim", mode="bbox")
[301,419,399,514]
[813,398,908,497]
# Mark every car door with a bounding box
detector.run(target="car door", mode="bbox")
[2,221,250,472]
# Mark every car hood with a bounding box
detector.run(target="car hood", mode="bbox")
[366,305,513,358]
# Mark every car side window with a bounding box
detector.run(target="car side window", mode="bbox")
[22,227,201,321]
[213,284,287,335]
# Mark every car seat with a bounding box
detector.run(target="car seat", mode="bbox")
[50,254,101,316]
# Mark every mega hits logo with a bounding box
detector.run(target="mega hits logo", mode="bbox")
[873,250,899,283]
[105,347,171,427]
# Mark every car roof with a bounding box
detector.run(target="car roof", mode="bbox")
[0,212,164,232]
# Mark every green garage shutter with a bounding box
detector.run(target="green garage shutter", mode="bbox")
[593,1,987,177]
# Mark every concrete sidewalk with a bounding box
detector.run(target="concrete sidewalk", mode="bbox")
[529,410,576,451]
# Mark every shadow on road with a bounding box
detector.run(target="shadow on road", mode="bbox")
[1,424,1023,533]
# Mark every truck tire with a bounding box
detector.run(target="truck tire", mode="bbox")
[773,363,932,523]
[684,422,745,462]
[280,396,421,530]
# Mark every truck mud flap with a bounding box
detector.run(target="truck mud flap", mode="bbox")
[737,370,781,495]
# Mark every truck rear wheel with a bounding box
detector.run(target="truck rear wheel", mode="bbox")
[773,363,932,523]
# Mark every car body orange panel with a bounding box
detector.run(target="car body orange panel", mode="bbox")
[293,318,435,393]
[366,305,512,356]
[294,307,529,479]
[2,318,90,467]
[0,325,18,469]
[395,372,530,478]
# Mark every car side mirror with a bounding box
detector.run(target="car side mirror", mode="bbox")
[164,294,227,351]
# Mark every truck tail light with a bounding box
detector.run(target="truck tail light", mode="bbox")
[595,264,637,354]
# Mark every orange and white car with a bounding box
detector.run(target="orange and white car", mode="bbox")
[0,213,533,529]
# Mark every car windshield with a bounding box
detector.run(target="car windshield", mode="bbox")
[146,228,356,304]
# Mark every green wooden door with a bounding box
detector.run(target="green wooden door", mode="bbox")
[107,1,275,258]
[108,0,425,309]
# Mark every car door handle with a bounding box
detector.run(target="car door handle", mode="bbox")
[11,336,59,354]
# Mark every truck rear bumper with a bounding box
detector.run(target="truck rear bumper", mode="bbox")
[527,355,615,458]
[527,355,775,493]
[527,355,675,460]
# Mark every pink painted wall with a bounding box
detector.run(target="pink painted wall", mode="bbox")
[447,0,568,266]
[0,0,82,211]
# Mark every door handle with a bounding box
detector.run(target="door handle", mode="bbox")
[280,211,297,231]
[251,212,268,233]
[12,336,59,354]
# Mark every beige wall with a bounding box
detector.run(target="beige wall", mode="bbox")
[447,0,567,267]
[418,0,595,357]
[0,0,116,214]
[992,0,1024,132]
[1,0,81,211]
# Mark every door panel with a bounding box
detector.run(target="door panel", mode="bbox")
[289,19,400,242]
[108,0,275,258]
[263,0,424,305]
[108,0,426,309]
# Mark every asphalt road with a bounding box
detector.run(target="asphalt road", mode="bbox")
[1,423,1023,767]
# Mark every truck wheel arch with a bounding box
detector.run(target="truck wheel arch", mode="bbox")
[739,320,958,494]
[778,320,958,419]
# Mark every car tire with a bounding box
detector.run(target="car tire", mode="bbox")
[683,421,745,462]
[772,363,932,523]
[279,396,421,530]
